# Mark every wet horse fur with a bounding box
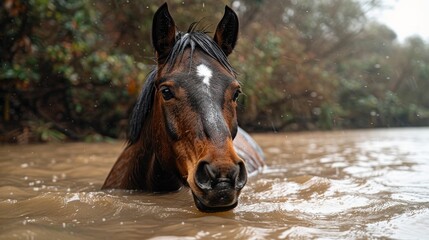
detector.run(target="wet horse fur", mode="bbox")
[102,3,264,212]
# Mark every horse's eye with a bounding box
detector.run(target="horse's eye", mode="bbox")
[233,89,241,102]
[160,87,174,100]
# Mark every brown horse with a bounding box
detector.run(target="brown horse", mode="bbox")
[102,3,264,212]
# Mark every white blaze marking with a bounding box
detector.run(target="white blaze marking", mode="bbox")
[196,64,212,87]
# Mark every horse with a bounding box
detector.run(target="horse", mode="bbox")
[102,3,264,212]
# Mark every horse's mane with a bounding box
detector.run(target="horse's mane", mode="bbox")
[128,26,236,144]
[128,68,156,144]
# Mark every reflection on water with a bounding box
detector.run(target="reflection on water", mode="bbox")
[1,128,429,239]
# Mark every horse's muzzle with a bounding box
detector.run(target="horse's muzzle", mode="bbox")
[192,160,247,212]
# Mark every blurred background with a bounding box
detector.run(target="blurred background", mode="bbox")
[1,0,428,143]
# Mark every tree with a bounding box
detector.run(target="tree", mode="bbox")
[1,0,428,143]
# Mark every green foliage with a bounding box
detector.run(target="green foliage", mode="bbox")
[26,121,66,142]
[0,63,39,82]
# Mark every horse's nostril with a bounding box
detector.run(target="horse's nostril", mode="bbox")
[205,163,216,180]
[235,161,247,190]
[229,165,239,181]
[195,161,214,190]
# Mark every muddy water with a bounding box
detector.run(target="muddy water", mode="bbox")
[1,128,429,239]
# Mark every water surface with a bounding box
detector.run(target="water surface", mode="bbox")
[1,128,429,239]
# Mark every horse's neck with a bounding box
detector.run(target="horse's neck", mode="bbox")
[101,141,154,190]
[102,139,182,192]
[148,154,183,192]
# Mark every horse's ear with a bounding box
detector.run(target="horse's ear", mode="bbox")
[214,6,239,56]
[152,3,176,60]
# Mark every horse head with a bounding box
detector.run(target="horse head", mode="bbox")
[103,3,257,213]
[150,3,246,212]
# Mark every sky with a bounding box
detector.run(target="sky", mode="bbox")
[372,0,429,42]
